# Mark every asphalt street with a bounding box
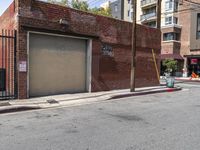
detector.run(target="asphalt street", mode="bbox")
[0,82,200,150]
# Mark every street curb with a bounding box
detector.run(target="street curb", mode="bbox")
[0,105,41,114]
[175,79,200,83]
[109,87,182,100]
[0,87,182,114]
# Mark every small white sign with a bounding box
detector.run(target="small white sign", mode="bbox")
[19,61,27,72]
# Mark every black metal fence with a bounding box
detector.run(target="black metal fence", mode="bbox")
[0,29,17,100]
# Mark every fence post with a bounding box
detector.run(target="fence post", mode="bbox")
[14,30,18,99]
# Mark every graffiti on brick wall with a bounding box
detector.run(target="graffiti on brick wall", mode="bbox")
[102,44,114,57]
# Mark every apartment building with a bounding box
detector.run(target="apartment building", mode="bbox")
[110,0,200,77]
[109,0,133,21]
[178,0,200,77]
[140,0,200,77]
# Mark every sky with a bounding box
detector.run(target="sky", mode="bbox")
[87,0,117,8]
[87,0,109,8]
[0,0,13,16]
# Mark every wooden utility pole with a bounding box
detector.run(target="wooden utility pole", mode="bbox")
[130,0,137,92]
[156,0,162,29]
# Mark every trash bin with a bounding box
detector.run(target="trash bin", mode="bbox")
[166,77,175,88]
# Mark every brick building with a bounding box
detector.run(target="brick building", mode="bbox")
[112,0,200,77]
[137,0,200,77]
[0,0,161,99]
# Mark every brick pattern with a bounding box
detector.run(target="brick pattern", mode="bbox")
[91,39,160,92]
[162,41,181,55]
[3,0,161,98]
[0,2,16,30]
[178,1,200,56]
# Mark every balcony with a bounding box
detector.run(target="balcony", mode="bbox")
[141,0,157,8]
[140,12,156,22]
[162,24,182,34]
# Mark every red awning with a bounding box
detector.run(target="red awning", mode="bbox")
[160,54,184,60]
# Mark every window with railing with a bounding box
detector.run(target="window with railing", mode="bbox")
[141,0,156,6]
[141,7,156,20]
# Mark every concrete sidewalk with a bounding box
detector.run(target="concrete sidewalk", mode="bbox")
[0,86,182,114]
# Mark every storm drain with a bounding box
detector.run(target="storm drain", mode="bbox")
[46,99,59,104]
[0,102,11,106]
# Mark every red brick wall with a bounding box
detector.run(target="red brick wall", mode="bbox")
[91,40,160,92]
[14,0,161,98]
[0,2,16,30]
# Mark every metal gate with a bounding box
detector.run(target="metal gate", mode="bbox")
[0,29,17,100]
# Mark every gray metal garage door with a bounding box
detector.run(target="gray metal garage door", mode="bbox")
[29,33,87,97]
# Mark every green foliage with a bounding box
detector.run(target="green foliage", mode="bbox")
[47,0,112,17]
[47,0,68,6]
[162,59,178,73]
[71,0,89,11]
[90,7,112,17]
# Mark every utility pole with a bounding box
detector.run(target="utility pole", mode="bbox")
[156,0,162,29]
[130,0,137,92]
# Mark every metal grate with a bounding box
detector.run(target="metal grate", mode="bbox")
[0,29,17,100]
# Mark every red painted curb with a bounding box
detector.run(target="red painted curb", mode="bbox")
[167,88,175,92]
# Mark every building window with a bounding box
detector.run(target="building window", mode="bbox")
[146,21,156,28]
[144,7,156,15]
[173,17,178,24]
[174,1,178,11]
[165,16,172,25]
[163,32,179,41]
[114,4,118,12]
[165,0,178,11]
[128,10,130,17]
[165,16,178,25]
[197,13,200,39]
[131,12,133,20]
[165,0,173,11]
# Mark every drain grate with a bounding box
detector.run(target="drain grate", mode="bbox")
[0,102,11,106]
[46,99,59,104]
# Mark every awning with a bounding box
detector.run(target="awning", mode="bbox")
[160,54,184,60]
[184,55,200,58]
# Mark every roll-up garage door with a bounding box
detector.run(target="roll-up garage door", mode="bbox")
[29,33,87,97]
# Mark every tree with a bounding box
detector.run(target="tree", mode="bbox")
[47,0,68,6]
[90,7,112,17]
[47,0,112,17]
[71,0,89,11]
[162,59,178,75]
